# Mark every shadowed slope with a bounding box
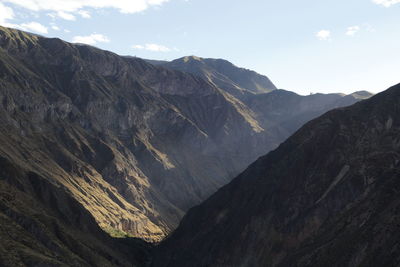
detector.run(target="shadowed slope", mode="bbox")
[153,84,400,267]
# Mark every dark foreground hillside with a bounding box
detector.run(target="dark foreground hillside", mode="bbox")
[153,84,400,267]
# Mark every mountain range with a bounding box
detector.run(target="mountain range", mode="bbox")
[154,83,400,267]
[0,26,379,266]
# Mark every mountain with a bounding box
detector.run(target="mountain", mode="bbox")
[148,56,373,138]
[146,55,277,98]
[0,24,371,255]
[153,83,400,267]
[0,26,273,242]
[241,90,374,139]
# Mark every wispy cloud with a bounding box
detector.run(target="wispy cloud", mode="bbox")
[132,43,172,52]
[372,0,400,7]
[316,30,331,41]
[0,3,49,34]
[53,11,76,20]
[0,2,14,25]
[72,34,110,45]
[3,0,170,15]
[19,21,48,34]
[47,12,75,21]
[51,24,60,31]
[78,10,91,18]
[346,26,360,36]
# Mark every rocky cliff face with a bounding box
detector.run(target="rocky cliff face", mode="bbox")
[153,83,400,267]
[0,27,245,242]
[149,56,372,140]
[0,156,150,266]
[0,26,370,249]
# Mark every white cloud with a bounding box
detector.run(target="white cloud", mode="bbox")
[72,34,110,45]
[0,3,48,34]
[3,0,170,14]
[372,0,400,7]
[0,2,14,25]
[51,25,60,31]
[132,43,171,52]
[18,21,48,34]
[316,30,331,41]
[48,11,75,20]
[57,11,75,20]
[132,45,145,49]
[346,26,360,36]
[78,10,91,18]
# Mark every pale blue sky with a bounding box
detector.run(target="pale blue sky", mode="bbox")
[0,0,399,95]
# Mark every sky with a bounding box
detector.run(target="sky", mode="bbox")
[0,0,399,95]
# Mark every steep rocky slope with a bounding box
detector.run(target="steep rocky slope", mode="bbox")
[244,90,373,138]
[149,56,372,139]
[0,26,268,241]
[0,156,150,266]
[153,84,400,267]
[0,26,370,245]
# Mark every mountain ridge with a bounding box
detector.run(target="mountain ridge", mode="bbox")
[145,55,277,98]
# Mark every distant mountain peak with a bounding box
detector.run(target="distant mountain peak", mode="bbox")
[155,55,277,96]
[349,90,374,99]
[182,55,203,62]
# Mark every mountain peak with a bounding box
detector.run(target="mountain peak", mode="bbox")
[159,55,277,96]
[349,90,374,99]
[182,55,203,62]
